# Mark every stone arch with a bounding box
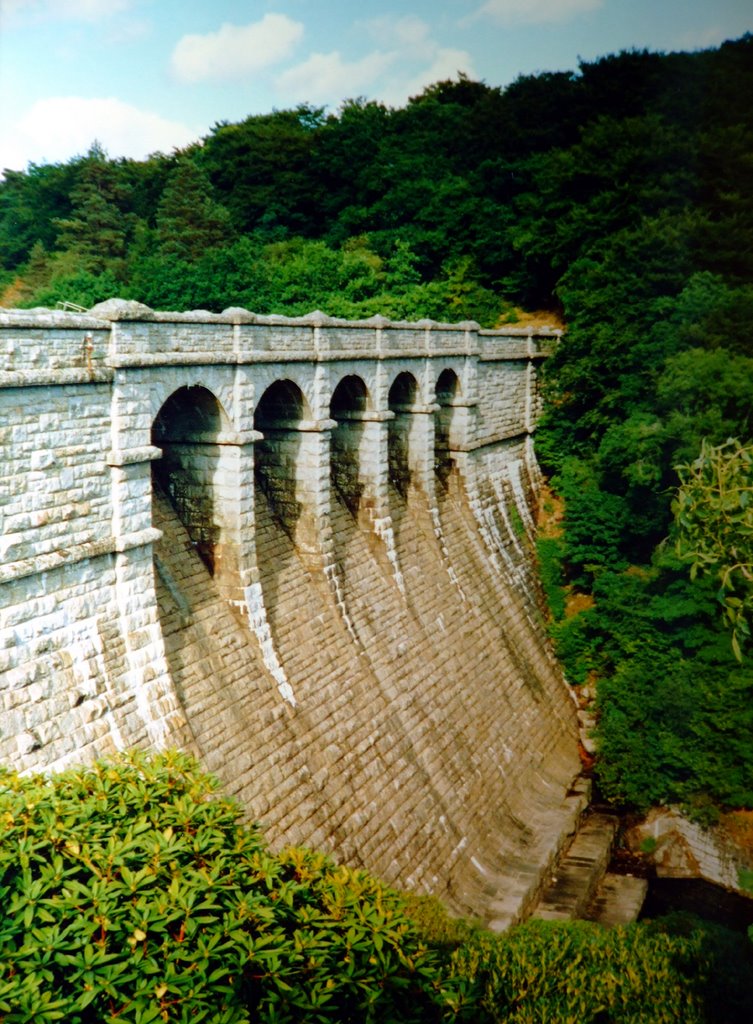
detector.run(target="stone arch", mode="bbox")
[329,375,371,513]
[152,385,233,577]
[436,367,461,403]
[435,368,461,489]
[252,365,318,424]
[322,361,379,413]
[253,379,311,534]
[254,377,311,425]
[147,367,238,435]
[388,371,418,495]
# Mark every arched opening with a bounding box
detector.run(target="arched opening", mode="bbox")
[388,372,417,496]
[435,369,460,490]
[152,385,229,575]
[253,379,308,534]
[330,375,369,514]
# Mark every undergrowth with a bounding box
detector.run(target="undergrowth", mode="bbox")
[1,751,751,1022]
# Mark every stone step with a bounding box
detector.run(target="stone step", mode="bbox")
[584,872,648,928]
[485,777,592,932]
[531,811,619,921]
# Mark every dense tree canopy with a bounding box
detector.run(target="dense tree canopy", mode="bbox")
[2,33,752,815]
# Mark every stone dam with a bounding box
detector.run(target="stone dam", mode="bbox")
[0,299,583,929]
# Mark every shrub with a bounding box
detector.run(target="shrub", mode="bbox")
[3,751,751,1023]
[0,750,262,1022]
[441,917,749,1024]
[555,459,629,586]
[0,751,443,1023]
[22,268,121,310]
[243,847,444,1023]
[535,536,567,622]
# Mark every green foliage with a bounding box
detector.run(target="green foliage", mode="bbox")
[0,749,255,1022]
[602,628,753,813]
[155,159,233,261]
[674,438,753,659]
[657,349,753,465]
[548,604,600,686]
[23,267,121,311]
[528,36,753,815]
[197,107,326,237]
[251,847,444,1023]
[0,751,444,1023]
[645,913,753,1023]
[555,459,629,585]
[534,528,753,811]
[119,232,503,325]
[440,915,753,1023]
[3,753,753,1022]
[654,272,753,357]
[53,144,135,276]
[0,162,77,269]
[535,536,567,622]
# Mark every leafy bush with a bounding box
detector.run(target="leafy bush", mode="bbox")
[596,646,753,814]
[535,536,567,622]
[442,916,753,1024]
[0,750,257,1022]
[548,605,601,685]
[533,528,753,811]
[2,751,752,1022]
[243,846,444,1023]
[23,268,122,311]
[0,751,443,1023]
[554,460,629,586]
[674,438,753,659]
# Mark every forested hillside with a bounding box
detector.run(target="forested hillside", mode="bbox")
[2,34,752,818]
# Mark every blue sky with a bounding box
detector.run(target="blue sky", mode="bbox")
[1,0,750,173]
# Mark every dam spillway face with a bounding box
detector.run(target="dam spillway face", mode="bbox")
[0,301,580,927]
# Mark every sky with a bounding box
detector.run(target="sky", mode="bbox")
[1,0,751,174]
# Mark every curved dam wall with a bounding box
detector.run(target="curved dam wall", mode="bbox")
[0,300,581,926]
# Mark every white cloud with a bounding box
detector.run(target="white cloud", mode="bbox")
[53,0,131,17]
[475,0,602,24]
[0,97,196,172]
[275,14,475,109]
[276,50,396,105]
[105,16,151,45]
[170,14,304,84]
[1,0,132,24]
[365,14,433,52]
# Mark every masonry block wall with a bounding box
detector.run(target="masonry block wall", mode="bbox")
[0,300,580,927]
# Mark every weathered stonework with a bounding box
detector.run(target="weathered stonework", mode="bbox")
[0,301,580,926]
[626,809,753,890]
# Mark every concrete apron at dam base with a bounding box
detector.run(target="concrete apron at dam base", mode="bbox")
[1,299,585,929]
